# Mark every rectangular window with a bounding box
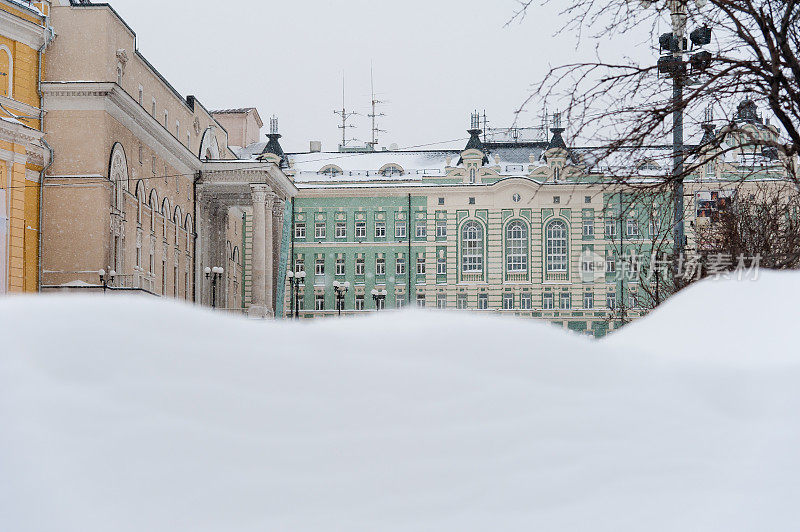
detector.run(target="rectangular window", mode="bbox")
[436,293,446,309]
[629,291,638,309]
[417,256,426,275]
[295,257,305,275]
[355,221,366,239]
[543,292,554,310]
[355,257,365,276]
[584,291,594,309]
[559,293,571,310]
[315,257,325,276]
[138,145,143,165]
[582,254,595,273]
[335,257,345,276]
[355,294,365,311]
[396,256,406,275]
[395,221,407,238]
[606,292,616,309]
[315,294,325,311]
[457,293,468,309]
[138,86,143,105]
[294,223,306,239]
[376,257,385,276]
[164,110,169,127]
[375,221,386,238]
[605,219,617,238]
[376,296,386,310]
[335,222,347,239]
[176,120,180,137]
[436,220,447,239]
[478,293,488,310]
[521,293,532,310]
[417,293,426,308]
[437,256,446,275]
[583,220,594,237]
[606,254,616,273]
[315,222,326,240]
[415,222,427,238]
[627,218,639,237]
[503,292,514,310]
[151,98,156,116]
[151,156,156,175]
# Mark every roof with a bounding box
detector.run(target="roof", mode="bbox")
[211,108,259,115]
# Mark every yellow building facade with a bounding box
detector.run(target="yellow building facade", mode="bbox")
[0,0,52,294]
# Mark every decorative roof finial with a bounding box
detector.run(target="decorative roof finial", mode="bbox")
[261,115,286,167]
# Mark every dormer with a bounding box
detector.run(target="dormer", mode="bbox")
[257,116,287,168]
[458,112,490,184]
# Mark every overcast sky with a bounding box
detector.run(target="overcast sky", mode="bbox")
[105,0,657,152]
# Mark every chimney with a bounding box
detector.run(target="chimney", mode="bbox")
[309,141,322,153]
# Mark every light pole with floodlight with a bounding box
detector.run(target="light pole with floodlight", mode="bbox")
[371,288,388,311]
[287,270,306,319]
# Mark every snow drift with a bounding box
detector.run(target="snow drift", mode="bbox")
[1,272,799,531]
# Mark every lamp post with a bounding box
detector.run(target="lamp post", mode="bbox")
[371,288,388,311]
[333,280,351,317]
[98,268,116,293]
[641,0,709,259]
[287,270,306,319]
[204,266,224,308]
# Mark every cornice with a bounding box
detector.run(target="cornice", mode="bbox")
[0,4,46,49]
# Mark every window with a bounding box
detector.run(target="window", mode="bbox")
[395,221,407,238]
[469,197,476,205]
[582,253,595,274]
[355,221,366,239]
[151,98,156,116]
[521,293,532,310]
[505,221,528,272]
[138,86,143,105]
[295,223,306,239]
[320,165,343,177]
[457,293,468,309]
[417,293,426,308]
[295,257,305,276]
[461,221,484,273]
[436,293,446,309]
[138,145,143,165]
[503,292,514,310]
[478,293,488,310]
[553,196,561,204]
[545,220,568,272]
[381,165,403,177]
[335,257,345,276]
[355,257,365,276]
[469,168,476,183]
[543,292,554,310]
[583,220,594,237]
[315,257,325,276]
[436,220,447,239]
[355,295,365,311]
[627,218,639,237]
[584,291,594,309]
[297,294,305,311]
[559,292,571,310]
[417,256,426,275]
[376,257,385,276]
[375,221,386,238]
[605,219,617,238]
[629,291,638,309]
[396,256,406,275]
[151,156,156,175]
[176,120,180,137]
[606,254,616,273]
[438,197,445,205]
[315,222,326,240]
[315,294,325,311]
[164,110,169,127]
[606,292,616,309]
[585,196,592,204]
[335,222,347,239]
[375,296,386,310]
[415,222,427,239]
[437,256,446,275]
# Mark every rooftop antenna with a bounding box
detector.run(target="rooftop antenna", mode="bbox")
[482,110,489,143]
[333,73,358,150]
[703,105,714,124]
[367,65,387,150]
[269,115,279,135]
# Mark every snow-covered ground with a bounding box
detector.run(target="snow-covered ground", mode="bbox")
[1,273,799,531]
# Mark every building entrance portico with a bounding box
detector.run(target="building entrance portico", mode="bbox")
[197,160,296,317]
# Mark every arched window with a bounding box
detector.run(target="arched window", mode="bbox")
[109,143,128,211]
[320,165,343,177]
[148,189,159,232]
[461,221,484,274]
[0,45,13,98]
[379,164,404,177]
[545,220,568,272]
[505,220,528,273]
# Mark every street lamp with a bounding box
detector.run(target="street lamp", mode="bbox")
[638,0,710,259]
[204,266,224,308]
[98,268,116,293]
[333,280,350,316]
[371,288,388,311]
[287,270,306,319]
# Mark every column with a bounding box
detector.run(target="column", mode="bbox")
[264,193,276,314]
[272,199,285,312]
[248,185,273,318]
